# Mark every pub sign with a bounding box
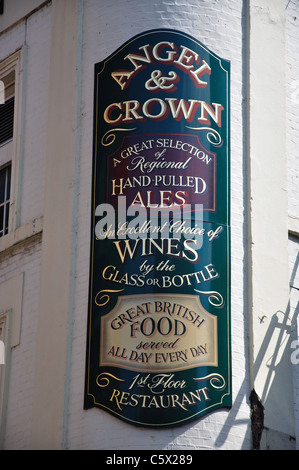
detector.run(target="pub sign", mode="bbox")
[84,29,231,427]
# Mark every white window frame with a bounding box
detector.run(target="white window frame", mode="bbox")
[0,47,27,234]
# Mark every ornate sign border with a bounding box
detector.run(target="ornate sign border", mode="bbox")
[84,29,231,428]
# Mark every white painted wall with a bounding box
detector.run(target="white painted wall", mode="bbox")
[287,1,299,227]
[286,0,299,450]
[66,0,250,450]
[0,2,51,450]
[247,0,295,446]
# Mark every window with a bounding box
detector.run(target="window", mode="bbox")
[0,49,24,236]
[0,70,14,238]
[0,163,11,237]
[0,71,14,145]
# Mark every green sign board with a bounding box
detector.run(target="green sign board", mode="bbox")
[84,29,231,427]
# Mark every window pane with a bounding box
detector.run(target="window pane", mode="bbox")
[2,70,15,101]
[0,96,14,144]
[0,168,5,204]
[0,164,11,237]
[0,205,3,236]
[4,202,9,235]
[5,164,11,200]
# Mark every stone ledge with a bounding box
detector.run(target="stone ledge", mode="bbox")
[0,216,43,255]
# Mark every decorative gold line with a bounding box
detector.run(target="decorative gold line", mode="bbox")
[95,288,124,307]
[96,372,125,388]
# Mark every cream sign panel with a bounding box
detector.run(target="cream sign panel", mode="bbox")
[100,294,217,372]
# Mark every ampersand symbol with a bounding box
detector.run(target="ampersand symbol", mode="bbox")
[145,70,178,91]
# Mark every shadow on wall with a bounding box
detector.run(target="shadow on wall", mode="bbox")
[216,249,299,450]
